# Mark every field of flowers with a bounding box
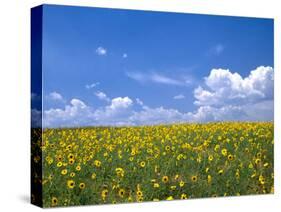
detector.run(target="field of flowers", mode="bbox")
[37,122,273,207]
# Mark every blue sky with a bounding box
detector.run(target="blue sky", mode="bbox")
[32,4,274,127]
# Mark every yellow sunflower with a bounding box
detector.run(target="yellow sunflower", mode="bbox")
[67,180,75,189]
[51,197,58,206]
[191,175,198,182]
[79,182,86,189]
[162,176,169,183]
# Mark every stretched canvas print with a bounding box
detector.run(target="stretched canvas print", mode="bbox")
[31,4,274,208]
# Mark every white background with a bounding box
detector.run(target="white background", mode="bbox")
[0,0,280,211]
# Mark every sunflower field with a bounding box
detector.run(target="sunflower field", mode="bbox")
[35,122,273,207]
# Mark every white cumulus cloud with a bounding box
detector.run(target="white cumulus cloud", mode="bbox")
[96,46,107,56]
[192,66,273,122]
[43,97,135,127]
[109,97,133,110]
[42,66,273,127]
[94,91,110,102]
[43,98,93,127]
[194,66,273,106]
[47,91,64,101]
[93,97,134,126]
